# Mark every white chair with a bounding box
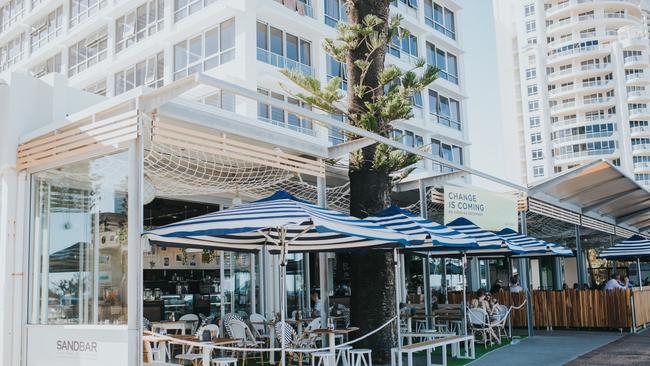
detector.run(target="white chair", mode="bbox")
[335,345,352,366]
[249,313,269,342]
[229,319,264,366]
[493,304,510,339]
[179,314,200,334]
[350,349,372,366]
[212,357,238,366]
[467,308,497,347]
[312,351,335,366]
[275,321,312,365]
[223,313,244,338]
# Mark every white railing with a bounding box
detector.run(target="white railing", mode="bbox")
[257,47,314,77]
[548,44,608,62]
[269,0,314,18]
[550,101,576,112]
[548,67,574,80]
[583,97,614,106]
[625,55,646,64]
[257,117,315,136]
[626,72,646,81]
[547,11,639,32]
[637,179,650,186]
[552,115,616,128]
[632,143,650,151]
[581,62,611,72]
[634,162,650,170]
[629,108,650,117]
[552,131,615,144]
[631,126,650,134]
[555,148,616,161]
[582,80,613,89]
[549,84,575,96]
[628,90,650,99]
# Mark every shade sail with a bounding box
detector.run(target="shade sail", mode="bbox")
[364,206,477,250]
[599,235,650,260]
[496,228,573,257]
[143,191,410,252]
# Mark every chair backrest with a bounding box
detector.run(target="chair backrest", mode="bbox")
[249,313,267,336]
[274,321,296,346]
[196,324,220,340]
[495,304,508,322]
[179,314,199,322]
[305,318,320,332]
[223,313,244,338]
[229,319,248,341]
[467,308,488,326]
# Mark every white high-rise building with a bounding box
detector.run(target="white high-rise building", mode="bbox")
[0,0,471,179]
[502,0,650,184]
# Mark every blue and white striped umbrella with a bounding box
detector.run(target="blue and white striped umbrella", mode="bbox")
[600,235,650,260]
[496,228,573,257]
[445,217,525,255]
[143,191,410,253]
[364,206,477,250]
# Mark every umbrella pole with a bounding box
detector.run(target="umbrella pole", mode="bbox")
[394,248,403,350]
[638,257,643,290]
[280,228,287,366]
[462,252,468,338]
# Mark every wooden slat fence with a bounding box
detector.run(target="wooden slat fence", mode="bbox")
[633,288,650,328]
[447,289,634,329]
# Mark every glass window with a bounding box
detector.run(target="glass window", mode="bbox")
[424,1,454,39]
[175,0,219,22]
[173,19,236,80]
[115,0,164,53]
[326,54,347,90]
[67,28,108,76]
[29,152,129,325]
[30,6,63,52]
[426,42,458,84]
[69,0,107,28]
[325,0,347,27]
[428,89,461,130]
[114,52,164,95]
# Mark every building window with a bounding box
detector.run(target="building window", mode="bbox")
[174,19,236,80]
[30,6,63,52]
[525,68,536,80]
[0,0,25,33]
[391,0,419,8]
[525,20,536,33]
[30,53,61,78]
[527,37,537,45]
[326,54,347,90]
[524,3,535,17]
[256,21,313,76]
[531,132,542,144]
[554,166,562,173]
[29,151,129,325]
[328,114,347,145]
[0,33,26,72]
[533,165,544,177]
[257,88,314,135]
[324,0,347,27]
[429,90,461,130]
[115,0,165,53]
[114,52,164,96]
[527,84,538,96]
[197,90,236,112]
[69,0,107,28]
[426,42,458,85]
[532,149,543,161]
[529,116,540,128]
[83,79,106,96]
[424,1,455,40]
[528,100,539,112]
[174,0,219,22]
[68,27,108,76]
[389,27,418,59]
[430,138,463,173]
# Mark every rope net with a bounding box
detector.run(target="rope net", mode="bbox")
[144,138,350,210]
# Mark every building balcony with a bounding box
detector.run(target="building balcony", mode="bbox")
[632,143,650,154]
[547,44,610,65]
[637,178,650,187]
[547,30,617,49]
[546,11,640,36]
[625,72,650,85]
[634,162,650,173]
[624,55,648,68]
[631,125,650,137]
[629,108,650,119]
[549,97,615,115]
[551,115,616,130]
[545,0,639,19]
[627,90,650,102]
[553,148,617,163]
[551,131,617,146]
[256,47,314,77]
[548,80,614,99]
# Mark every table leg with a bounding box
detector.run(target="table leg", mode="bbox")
[329,333,336,366]
[270,326,276,365]
[202,346,211,366]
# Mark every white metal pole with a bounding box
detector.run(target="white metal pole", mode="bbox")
[462,252,468,337]
[280,228,287,366]
[638,257,643,289]
[394,248,402,350]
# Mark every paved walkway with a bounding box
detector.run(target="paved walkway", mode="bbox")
[468,330,623,366]
[565,329,650,366]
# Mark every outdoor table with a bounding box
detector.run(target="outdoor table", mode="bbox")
[166,334,239,366]
[404,314,437,333]
[286,317,315,335]
[151,320,194,335]
[143,334,169,362]
[308,327,360,360]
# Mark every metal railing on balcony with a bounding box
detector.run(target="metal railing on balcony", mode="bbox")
[634,162,650,170]
[257,47,314,76]
[628,90,650,99]
[552,131,615,144]
[548,44,608,62]
[270,0,314,18]
[626,72,646,81]
[555,148,616,161]
[632,143,650,151]
[624,55,646,64]
[631,126,650,134]
[629,108,650,117]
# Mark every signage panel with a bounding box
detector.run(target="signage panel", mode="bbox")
[26,325,128,366]
[444,185,518,231]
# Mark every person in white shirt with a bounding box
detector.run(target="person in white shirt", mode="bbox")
[605,274,628,290]
[509,276,523,293]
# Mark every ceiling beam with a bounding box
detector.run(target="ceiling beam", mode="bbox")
[582,188,640,212]
[616,206,650,223]
[558,176,629,202]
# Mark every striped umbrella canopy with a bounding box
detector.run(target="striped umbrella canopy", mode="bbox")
[143,191,410,253]
[444,217,526,256]
[364,206,477,250]
[496,228,573,257]
[600,235,650,260]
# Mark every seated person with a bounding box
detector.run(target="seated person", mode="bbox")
[490,279,504,294]
[604,274,628,290]
[470,289,492,314]
[311,290,321,317]
[509,276,523,293]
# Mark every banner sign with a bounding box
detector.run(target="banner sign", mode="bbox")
[444,185,518,231]
[26,325,128,366]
